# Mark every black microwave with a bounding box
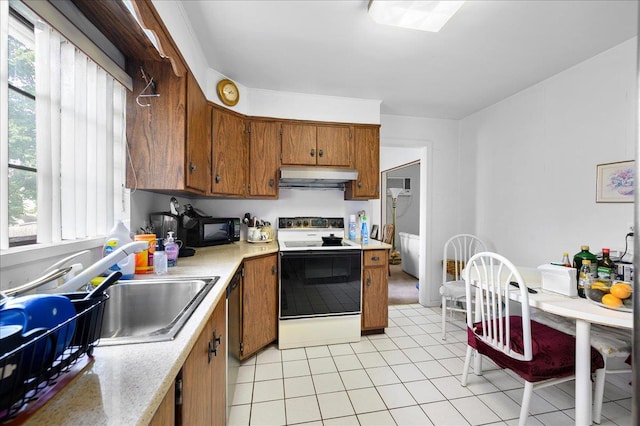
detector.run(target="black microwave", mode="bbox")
[186,217,241,247]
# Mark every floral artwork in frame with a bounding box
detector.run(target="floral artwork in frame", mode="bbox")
[596,160,634,203]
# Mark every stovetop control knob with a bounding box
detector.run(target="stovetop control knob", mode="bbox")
[303,220,309,227]
[295,220,302,227]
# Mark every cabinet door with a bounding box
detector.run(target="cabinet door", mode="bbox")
[362,266,389,330]
[149,381,175,426]
[241,254,278,358]
[211,295,227,426]
[186,73,211,194]
[346,126,380,199]
[126,59,187,191]
[281,123,317,165]
[316,125,352,167]
[248,121,280,198]
[212,108,247,196]
[181,313,214,425]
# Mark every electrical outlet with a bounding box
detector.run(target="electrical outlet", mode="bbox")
[629,224,635,233]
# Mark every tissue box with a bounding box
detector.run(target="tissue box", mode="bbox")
[538,264,577,296]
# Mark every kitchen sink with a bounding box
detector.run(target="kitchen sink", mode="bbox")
[98,276,219,346]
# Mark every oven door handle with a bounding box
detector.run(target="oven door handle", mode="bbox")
[280,250,358,258]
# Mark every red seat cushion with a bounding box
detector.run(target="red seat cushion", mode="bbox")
[468,316,604,382]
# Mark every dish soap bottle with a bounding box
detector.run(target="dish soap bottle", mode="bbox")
[361,215,369,245]
[103,220,135,279]
[154,238,168,275]
[165,232,179,267]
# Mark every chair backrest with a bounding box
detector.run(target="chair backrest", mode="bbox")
[442,234,487,284]
[382,224,394,244]
[463,251,532,361]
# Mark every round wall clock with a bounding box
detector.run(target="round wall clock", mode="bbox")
[216,78,240,106]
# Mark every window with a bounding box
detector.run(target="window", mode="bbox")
[1,1,128,250]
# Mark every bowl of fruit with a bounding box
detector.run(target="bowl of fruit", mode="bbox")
[585,280,633,312]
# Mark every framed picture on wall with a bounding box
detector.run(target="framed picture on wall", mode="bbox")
[370,225,379,240]
[596,160,634,203]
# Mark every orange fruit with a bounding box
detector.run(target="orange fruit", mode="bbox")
[602,294,623,308]
[609,283,633,299]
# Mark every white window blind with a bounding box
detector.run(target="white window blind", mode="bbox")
[1,1,128,250]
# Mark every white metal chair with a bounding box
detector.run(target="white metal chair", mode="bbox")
[439,234,486,340]
[460,252,605,426]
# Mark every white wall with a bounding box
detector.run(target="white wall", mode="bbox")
[377,115,461,306]
[460,37,637,267]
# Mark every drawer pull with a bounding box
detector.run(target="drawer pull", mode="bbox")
[371,256,380,261]
[366,278,371,287]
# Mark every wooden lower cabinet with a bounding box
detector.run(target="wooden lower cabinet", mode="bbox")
[177,295,227,425]
[232,254,278,361]
[149,381,175,426]
[361,249,389,332]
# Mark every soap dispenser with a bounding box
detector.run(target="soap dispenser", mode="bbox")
[154,238,168,275]
[165,231,179,267]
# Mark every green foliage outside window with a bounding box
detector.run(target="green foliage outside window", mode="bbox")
[8,32,37,226]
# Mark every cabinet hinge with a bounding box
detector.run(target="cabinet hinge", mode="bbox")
[247,123,251,133]
[241,267,245,277]
[240,342,244,354]
[175,378,183,406]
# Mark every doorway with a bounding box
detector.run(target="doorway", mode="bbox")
[381,161,420,305]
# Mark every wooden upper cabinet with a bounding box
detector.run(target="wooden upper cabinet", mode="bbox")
[346,125,380,200]
[281,123,352,167]
[126,58,189,192]
[185,73,211,193]
[281,123,317,166]
[316,125,352,167]
[211,107,247,197]
[248,120,280,198]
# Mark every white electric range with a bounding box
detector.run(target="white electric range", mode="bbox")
[277,217,362,349]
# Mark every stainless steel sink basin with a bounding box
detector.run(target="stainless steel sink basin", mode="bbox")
[98,276,219,346]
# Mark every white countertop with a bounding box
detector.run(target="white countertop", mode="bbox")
[22,239,390,425]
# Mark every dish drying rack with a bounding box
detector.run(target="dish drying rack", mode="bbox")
[0,293,108,422]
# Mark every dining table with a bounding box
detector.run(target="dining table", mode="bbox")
[507,272,633,426]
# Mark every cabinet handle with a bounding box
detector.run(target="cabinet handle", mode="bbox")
[357,181,362,188]
[310,148,315,157]
[371,256,380,261]
[189,162,197,173]
[269,179,275,187]
[208,333,222,362]
[366,278,371,287]
[215,174,221,184]
[318,149,323,158]
[272,266,277,275]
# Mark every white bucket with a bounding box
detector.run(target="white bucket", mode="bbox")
[399,232,419,278]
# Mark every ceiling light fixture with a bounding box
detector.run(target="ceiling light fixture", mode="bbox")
[368,0,465,32]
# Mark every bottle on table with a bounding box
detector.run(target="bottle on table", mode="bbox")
[597,248,615,282]
[573,245,597,295]
[561,252,572,267]
[578,259,594,299]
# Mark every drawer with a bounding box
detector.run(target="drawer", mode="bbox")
[363,250,388,267]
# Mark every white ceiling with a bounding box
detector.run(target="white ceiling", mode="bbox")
[180,0,638,119]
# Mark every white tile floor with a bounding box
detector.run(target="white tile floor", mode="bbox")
[228,304,633,426]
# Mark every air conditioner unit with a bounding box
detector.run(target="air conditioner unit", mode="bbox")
[387,177,412,196]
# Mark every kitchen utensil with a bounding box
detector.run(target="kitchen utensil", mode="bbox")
[85,271,122,300]
[170,197,180,216]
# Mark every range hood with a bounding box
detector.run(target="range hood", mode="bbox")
[279,166,358,189]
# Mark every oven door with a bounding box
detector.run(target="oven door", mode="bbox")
[279,249,362,319]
